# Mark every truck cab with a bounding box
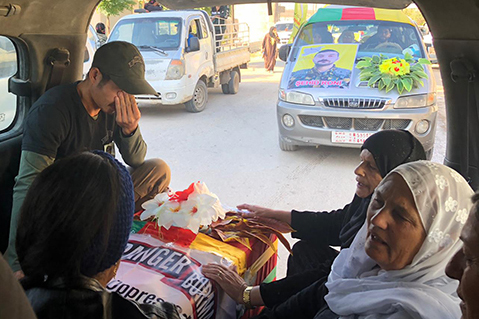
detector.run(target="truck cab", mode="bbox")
[109,10,250,113]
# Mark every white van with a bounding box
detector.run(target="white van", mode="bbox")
[277,7,437,157]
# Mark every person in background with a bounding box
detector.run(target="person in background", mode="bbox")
[361,25,402,50]
[296,24,333,46]
[95,22,107,46]
[211,5,230,48]
[446,192,479,319]
[338,30,357,43]
[144,0,163,12]
[5,41,171,279]
[262,26,280,73]
[17,151,179,319]
[203,130,427,315]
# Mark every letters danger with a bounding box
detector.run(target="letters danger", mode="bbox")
[122,241,199,277]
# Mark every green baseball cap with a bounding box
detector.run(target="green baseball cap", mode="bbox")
[92,41,157,96]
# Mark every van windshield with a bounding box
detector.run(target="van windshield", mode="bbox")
[276,23,294,32]
[109,17,182,50]
[291,21,425,61]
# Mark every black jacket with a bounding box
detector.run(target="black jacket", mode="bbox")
[22,276,179,319]
[291,194,372,249]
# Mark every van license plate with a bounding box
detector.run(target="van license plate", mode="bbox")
[331,131,373,144]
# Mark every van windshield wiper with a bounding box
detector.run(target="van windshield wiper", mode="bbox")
[137,45,167,56]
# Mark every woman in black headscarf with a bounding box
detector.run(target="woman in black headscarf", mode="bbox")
[262,26,280,72]
[202,130,426,314]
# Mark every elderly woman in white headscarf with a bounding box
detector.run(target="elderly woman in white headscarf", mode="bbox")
[314,161,474,319]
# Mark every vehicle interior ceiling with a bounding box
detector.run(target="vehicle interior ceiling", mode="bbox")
[1,0,479,253]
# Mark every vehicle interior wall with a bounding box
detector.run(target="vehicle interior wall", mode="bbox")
[0,0,101,253]
[159,0,412,10]
[415,0,479,189]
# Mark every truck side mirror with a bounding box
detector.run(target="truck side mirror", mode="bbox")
[186,37,200,52]
[279,44,291,62]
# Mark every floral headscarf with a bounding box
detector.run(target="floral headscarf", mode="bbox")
[325,161,474,319]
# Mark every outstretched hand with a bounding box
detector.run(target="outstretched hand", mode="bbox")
[237,204,275,218]
[202,263,247,304]
[237,204,292,224]
[115,91,141,136]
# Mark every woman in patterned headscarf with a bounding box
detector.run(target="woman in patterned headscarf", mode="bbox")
[262,26,280,72]
[317,161,473,319]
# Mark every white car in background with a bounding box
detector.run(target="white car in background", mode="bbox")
[275,21,294,45]
[83,25,101,78]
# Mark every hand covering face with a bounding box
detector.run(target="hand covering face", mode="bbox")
[325,161,474,319]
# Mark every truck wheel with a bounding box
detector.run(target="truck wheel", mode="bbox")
[228,70,240,94]
[185,80,208,113]
[279,136,298,151]
[221,83,230,94]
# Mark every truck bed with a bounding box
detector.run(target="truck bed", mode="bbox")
[214,47,251,73]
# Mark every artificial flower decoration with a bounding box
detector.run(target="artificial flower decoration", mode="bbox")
[378,58,410,76]
[140,182,226,234]
[357,52,431,94]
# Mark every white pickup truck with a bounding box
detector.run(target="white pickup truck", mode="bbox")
[109,10,251,112]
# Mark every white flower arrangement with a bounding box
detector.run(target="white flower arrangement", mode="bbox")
[140,182,226,233]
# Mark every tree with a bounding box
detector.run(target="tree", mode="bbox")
[402,8,426,26]
[98,0,137,31]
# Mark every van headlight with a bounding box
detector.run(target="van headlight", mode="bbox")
[165,59,185,80]
[394,93,436,109]
[279,89,315,106]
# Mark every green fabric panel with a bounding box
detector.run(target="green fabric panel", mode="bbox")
[307,8,343,24]
[131,220,147,234]
[262,266,277,283]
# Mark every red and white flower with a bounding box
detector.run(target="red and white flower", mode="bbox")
[140,182,226,233]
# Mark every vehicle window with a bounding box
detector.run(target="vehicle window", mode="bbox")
[189,19,199,38]
[109,18,182,50]
[292,21,425,61]
[188,18,204,40]
[200,17,208,39]
[0,36,17,132]
[276,23,294,32]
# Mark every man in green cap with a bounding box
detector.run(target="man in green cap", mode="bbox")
[5,41,171,278]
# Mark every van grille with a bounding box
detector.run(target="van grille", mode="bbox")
[323,117,353,129]
[298,115,324,128]
[299,116,411,131]
[322,97,388,109]
[383,119,411,130]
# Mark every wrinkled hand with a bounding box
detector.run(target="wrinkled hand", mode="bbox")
[14,270,25,280]
[237,203,277,219]
[202,263,247,304]
[237,204,292,224]
[115,91,141,136]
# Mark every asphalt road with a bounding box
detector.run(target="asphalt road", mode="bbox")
[137,56,447,279]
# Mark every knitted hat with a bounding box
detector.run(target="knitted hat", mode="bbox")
[80,151,134,277]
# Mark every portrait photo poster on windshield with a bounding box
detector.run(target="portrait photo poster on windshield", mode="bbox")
[288,44,358,89]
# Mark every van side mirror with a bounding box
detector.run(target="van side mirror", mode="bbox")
[279,44,291,62]
[186,37,200,52]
